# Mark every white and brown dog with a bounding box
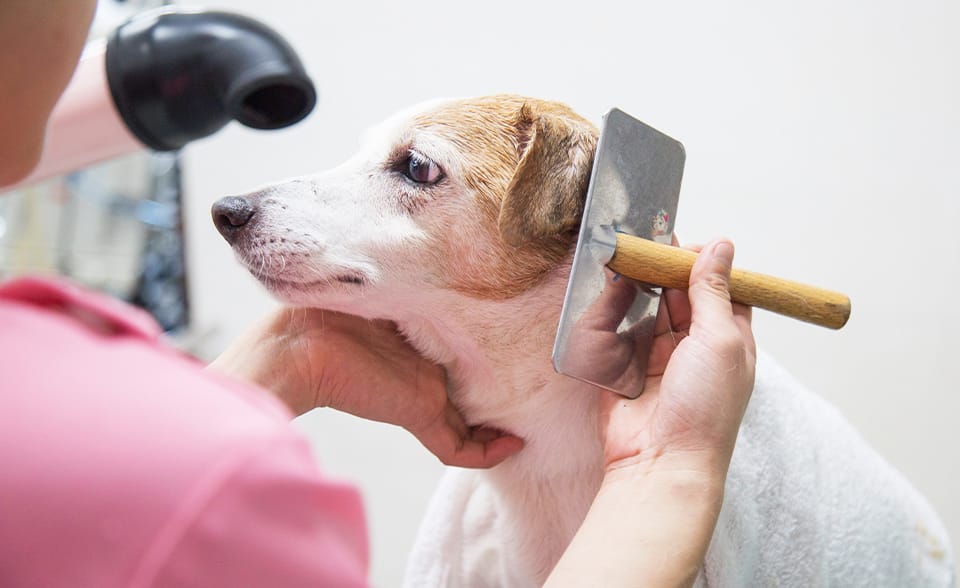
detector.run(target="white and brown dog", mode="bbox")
[213,95,953,586]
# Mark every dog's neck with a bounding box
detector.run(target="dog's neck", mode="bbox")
[387,266,605,580]
[387,267,604,479]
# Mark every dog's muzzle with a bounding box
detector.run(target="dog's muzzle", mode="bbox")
[212,196,255,243]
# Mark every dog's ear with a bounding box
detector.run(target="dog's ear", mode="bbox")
[498,103,597,247]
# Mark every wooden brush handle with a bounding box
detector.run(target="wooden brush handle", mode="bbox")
[607,233,851,329]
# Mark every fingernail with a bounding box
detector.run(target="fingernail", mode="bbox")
[713,240,734,261]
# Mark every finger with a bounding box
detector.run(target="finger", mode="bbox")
[411,404,525,468]
[646,329,684,376]
[732,301,752,326]
[470,426,511,443]
[732,302,756,356]
[464,432,526,467]
[653,237,693,335]
[653,292,672,335]
[416,422,525,469]
[661,287,692,333]
[652,237,699,334]
[687,238,737,335]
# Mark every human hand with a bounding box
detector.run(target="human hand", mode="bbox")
[210,309,524,469]
[546,238,756,587]
[599,238,757,478]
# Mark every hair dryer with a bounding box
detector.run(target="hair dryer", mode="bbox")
[17,7,316,187]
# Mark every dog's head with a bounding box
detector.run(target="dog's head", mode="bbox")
[212,95,598,311]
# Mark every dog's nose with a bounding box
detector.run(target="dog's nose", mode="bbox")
[212,196,255,242]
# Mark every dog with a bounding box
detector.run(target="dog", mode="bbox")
[213,95,954,586]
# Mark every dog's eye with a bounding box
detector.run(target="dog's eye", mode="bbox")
[405,152,443,184]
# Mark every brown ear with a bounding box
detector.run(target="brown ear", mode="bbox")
[498,103,598,247]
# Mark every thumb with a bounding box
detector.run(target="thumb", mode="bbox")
[688,238,736,328]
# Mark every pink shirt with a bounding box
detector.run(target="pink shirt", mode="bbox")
[0,277,369,587]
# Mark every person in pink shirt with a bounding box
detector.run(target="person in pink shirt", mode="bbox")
[0,2,756,587]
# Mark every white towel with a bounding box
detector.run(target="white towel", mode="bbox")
[405,352,955,587]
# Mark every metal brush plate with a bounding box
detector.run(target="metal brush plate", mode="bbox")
[552,108,685,398]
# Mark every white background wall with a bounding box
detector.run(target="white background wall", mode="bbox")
[178,0,959,584]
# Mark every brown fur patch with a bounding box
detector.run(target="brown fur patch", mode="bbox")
[412,95,598,300]
[499,103,598,246]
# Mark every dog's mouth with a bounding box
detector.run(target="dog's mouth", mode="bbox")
[253,271,368,292]
[230,241,373,296]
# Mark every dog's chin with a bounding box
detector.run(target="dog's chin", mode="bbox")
[250,271,369,304]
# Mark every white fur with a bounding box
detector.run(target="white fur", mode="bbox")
[223,98,955,586]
